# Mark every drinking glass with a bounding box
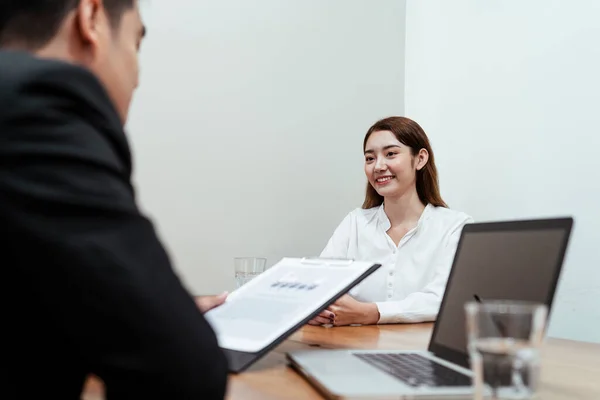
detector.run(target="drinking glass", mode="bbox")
[234,257,266,288]
[465,300,547,400]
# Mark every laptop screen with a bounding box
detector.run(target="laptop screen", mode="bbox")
[428,219,572,367]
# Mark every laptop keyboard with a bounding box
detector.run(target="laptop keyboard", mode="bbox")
[353,353,471,387]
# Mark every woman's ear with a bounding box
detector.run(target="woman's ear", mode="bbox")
[415,148,429,171]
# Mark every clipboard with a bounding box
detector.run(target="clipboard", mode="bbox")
[204,257,382,373]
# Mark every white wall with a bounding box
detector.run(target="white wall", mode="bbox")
[405,0,600,343]
[126,1,406,294]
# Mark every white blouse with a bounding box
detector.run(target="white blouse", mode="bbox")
[320,203,473,324]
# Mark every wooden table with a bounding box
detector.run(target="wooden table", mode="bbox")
[83,324,600,399]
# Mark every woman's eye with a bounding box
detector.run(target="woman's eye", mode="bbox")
[386,152,397,157]
[365,157,374,162]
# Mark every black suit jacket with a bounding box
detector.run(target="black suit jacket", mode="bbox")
[0,50,228,399]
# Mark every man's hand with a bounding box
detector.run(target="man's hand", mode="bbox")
[195,292,228,313]
[324,294,380,326]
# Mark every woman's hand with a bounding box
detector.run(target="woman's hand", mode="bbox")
[308,294,380,326]
[328,294,380,326]
[308,309,336,326]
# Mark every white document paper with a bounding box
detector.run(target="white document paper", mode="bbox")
[204,257,380,353]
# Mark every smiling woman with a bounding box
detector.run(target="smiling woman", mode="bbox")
[362,117,447,210]
[309,116,473,327]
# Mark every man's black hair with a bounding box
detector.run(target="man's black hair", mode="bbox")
[0,0,135,49]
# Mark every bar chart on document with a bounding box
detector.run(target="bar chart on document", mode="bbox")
[204,258,380,352]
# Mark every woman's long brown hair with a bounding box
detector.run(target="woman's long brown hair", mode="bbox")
[362,116,447,209]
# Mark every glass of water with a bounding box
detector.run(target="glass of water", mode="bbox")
[234,257,266,288]
[465,300,547,400]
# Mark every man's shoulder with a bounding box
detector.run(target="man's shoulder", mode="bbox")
[0,50,100,89]
[0,50,131,176]
[0,50,120,126]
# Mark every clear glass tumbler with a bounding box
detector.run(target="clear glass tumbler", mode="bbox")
[234,257,266,288]
[465,300,548,400]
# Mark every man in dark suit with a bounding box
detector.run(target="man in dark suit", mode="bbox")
[0,0,229,398]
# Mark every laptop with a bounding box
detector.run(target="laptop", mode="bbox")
[286,217,573,399]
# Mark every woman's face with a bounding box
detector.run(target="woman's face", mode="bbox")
[364,130,426,199]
